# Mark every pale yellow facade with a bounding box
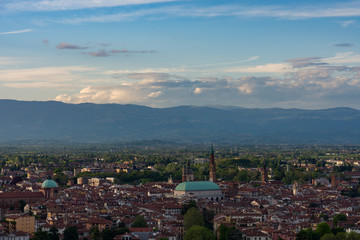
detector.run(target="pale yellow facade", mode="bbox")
[7,215,35,234]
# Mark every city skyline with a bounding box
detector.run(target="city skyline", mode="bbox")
[1,0,360,109]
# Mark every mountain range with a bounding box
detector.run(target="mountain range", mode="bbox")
[1,99,360,144]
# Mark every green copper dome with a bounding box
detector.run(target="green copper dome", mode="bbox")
[41,179,58,188]
[175,181,220,191]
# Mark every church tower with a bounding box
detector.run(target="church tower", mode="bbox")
[182,159,194,182]
[261,166,268,183]
[209,144,217,182]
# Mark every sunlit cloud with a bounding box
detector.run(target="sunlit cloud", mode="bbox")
[225,63,294,73]
[53,52,360,109]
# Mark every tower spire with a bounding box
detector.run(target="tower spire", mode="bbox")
[209,143,217,182]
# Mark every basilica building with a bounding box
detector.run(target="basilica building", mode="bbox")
[174,145,223,200]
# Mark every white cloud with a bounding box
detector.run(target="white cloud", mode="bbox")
[237,83,253,94]
[104,67,187,75]
[55,85,148,104]
[148,91,163,98]
[225,63,293,73]
[322,52,360,64]
[0,29,33,35]
[53,62,360,108]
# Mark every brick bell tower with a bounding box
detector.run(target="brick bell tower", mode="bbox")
[209,144,217,182]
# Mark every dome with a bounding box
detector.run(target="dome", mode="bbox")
[41,179,58,188]
[175,181,220,191]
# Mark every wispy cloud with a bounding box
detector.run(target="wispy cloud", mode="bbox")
[338,20,355,27]
[0,29,33,35]
[42,38,49,45]
[322,52,360,64]
[225,63,294,73]
[111,49,155,54]
[105,67,187,75]
[56,42,88,50]
[86,49,110,57]
[0,57,24,65]
[4,0,177,12]
[54,2,360,24]
[286,57,326,68]
[334,43,354,47]
[104,57,258,75]
[0,66,96,89]
[83,48,156,57]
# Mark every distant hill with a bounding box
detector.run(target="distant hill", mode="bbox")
[1,99,360,144]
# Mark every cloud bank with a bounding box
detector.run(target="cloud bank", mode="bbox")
[54,53,360,109]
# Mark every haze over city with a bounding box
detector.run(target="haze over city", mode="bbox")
[1,0,360,109]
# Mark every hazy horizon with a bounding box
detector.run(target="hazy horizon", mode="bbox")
[2,98,360,111]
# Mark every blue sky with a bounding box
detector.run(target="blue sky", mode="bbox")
[1,0,360,109]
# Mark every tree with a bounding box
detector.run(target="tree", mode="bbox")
[183,207,205,230]
[331,227,345,235]
[316,222,332,238]
[346,232,360,240]
[18,200,26,212]
[296,228,320,240]
[320,213,329,221]
[52,173,69,186]
[32,227,48,240]
[333,214,347,227]
[181,200,197,215]
[63,226,79,240]
[91,227,101,240]
[320,233,336,240]
[184,225,215,240]
[228,229,243,240]
[48,226,60,240]
[218,224,236,240]
[132,215,147,228]
[101,228,118,240]
[203,208,215,230]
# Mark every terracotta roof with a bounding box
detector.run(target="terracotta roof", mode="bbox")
[0,192,43,198]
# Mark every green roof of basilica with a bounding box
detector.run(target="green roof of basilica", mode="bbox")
[41,179,58,188]
[175,181,220,191]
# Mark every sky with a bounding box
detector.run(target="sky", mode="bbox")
[1,0,360,109]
